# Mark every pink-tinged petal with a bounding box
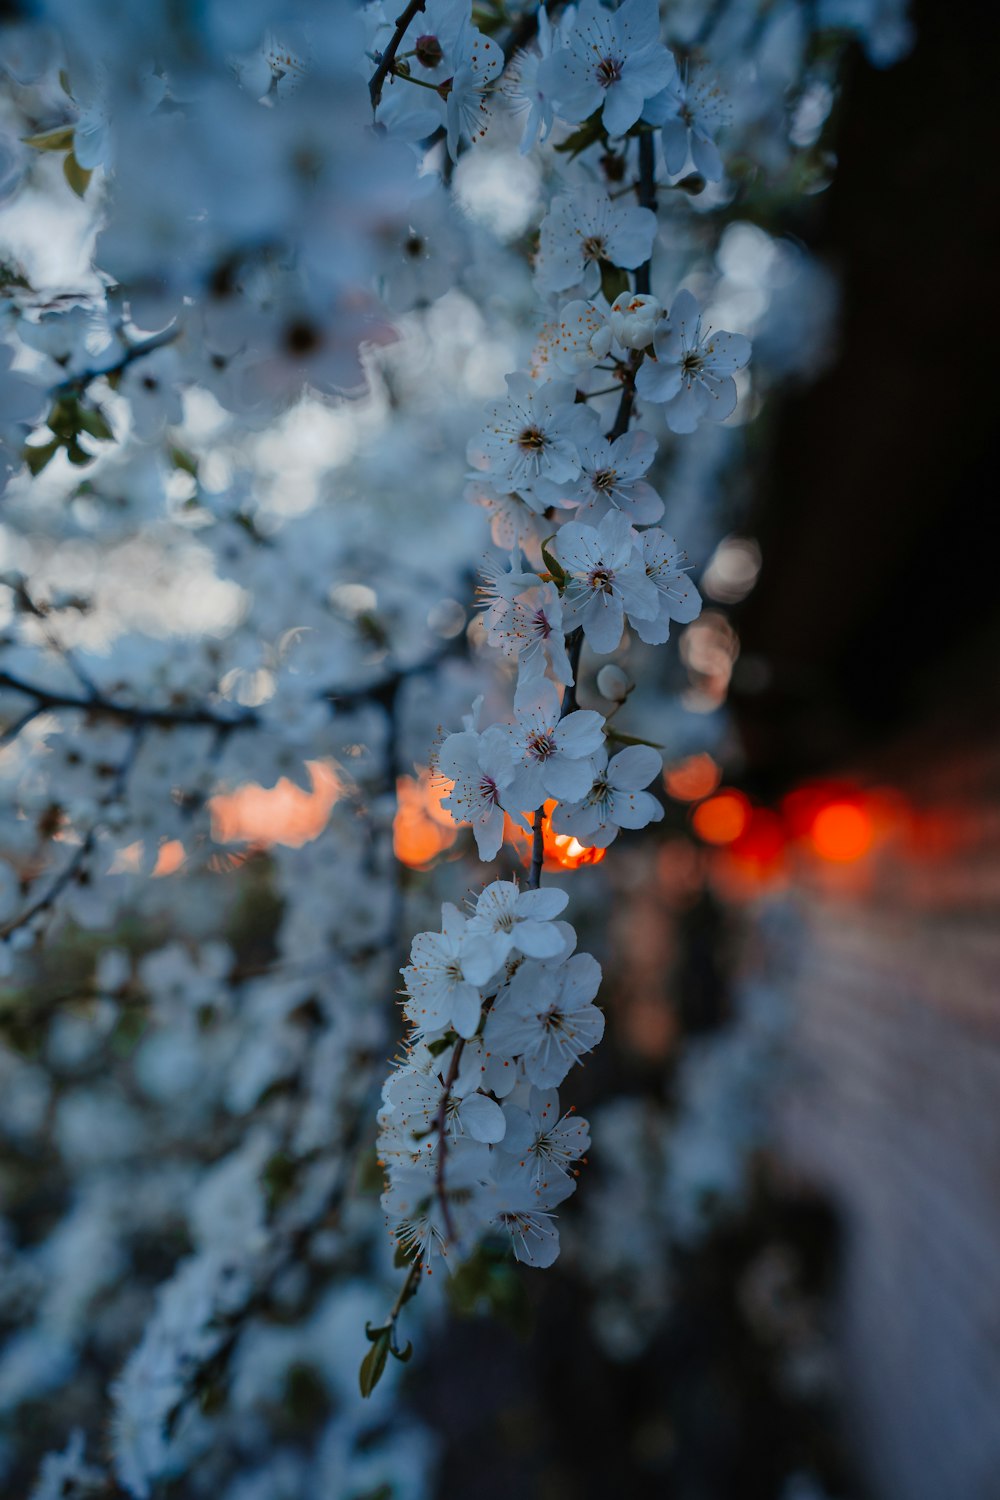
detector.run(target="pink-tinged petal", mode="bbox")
[608,743,662,789]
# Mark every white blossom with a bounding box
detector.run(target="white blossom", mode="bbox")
[553,509,659,652]
[535,185,657,299]
[551,743,664,847]
[542,0,676,137]
[635,288,751,432]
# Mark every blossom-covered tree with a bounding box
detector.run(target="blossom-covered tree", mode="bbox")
[0,0,909,1493]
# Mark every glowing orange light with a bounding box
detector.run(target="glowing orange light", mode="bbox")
[810,801,873,862]
[210,760,343,848]
[504,800,606,871]
[691,789,750,846]
[111,838,186,876]
[664,752,721,803]
[393,769,458,869]
[731,806,785,866]
[153,839,185,876]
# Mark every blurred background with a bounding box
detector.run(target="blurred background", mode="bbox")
[2,0,998,1496]
[406,2,1000,1495]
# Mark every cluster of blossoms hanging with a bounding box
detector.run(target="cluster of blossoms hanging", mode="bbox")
[0,0,910,1490]
[369,0,756,1377]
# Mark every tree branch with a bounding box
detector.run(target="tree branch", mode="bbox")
[433,1037,466,1244]
[52,327,181,399]
[369,0,428,111]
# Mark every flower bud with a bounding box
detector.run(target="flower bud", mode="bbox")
[608,292,663,351]
[415,34,444,68]
[596,663,630,702]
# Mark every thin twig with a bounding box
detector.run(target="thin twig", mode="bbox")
[528,805,546,891]
[369,0,428,111]
[526,629,583,891]
[52,327,180,399]
[433,1037,466,1244]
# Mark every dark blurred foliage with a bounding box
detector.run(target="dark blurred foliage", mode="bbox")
[734,0,1000,795]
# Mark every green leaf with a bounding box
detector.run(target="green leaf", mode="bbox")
[391,1339,413,1363]
[554,109,605,159]
[63,151,92,199]
[365,1321,390,1342]
[23,439,60,476]
[23,125,75,153]
[77,405,114,442]
[674,172,706,196]
[171,445,199,477]
[46,398,77,440]
[540,536,566,589]
[359,1330,391,1397]
[605,728,665,749]
[599,261,630,305]
[426,1031,456,1058]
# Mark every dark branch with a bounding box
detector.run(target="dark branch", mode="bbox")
[52,327,180,399]
[369,0,428,111]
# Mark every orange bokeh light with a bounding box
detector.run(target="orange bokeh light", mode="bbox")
[505,800,606,871]
[691,789,750,846]
[664,752,721,803]
[810,801,873,862]
[393,769,458,869]
[730,806,786,867]
[210,760,344,848]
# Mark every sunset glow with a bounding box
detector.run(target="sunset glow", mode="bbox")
[393,769,458,869]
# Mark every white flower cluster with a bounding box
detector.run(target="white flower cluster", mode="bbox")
[0,0,912,1484]
[374,0,757,1331]
[379,880,597,1269]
